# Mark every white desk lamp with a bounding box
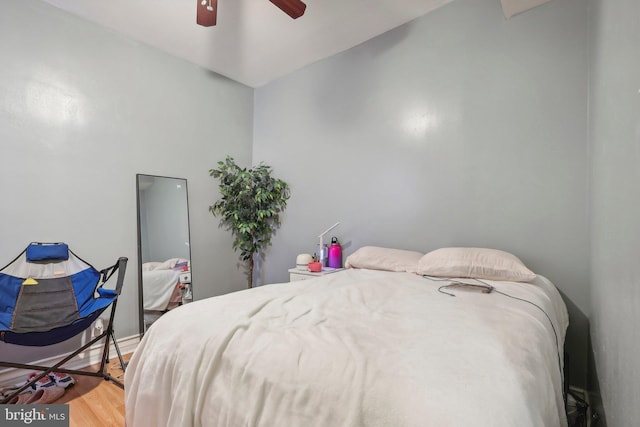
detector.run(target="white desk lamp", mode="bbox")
[318,222,340,266]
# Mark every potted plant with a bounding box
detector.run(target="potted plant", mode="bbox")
[209,156,290,288]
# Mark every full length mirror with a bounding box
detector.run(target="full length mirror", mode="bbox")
[136,174,192,335]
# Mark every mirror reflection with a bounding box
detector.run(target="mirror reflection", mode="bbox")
[136,174,192,334]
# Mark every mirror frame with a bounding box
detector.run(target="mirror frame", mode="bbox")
[136,174,192,336]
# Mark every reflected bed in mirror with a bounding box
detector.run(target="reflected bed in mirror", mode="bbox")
[136,174,192,335]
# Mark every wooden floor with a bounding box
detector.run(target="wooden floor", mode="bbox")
[56,354,130,427]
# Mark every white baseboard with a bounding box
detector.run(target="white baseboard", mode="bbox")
[0,334,140,390]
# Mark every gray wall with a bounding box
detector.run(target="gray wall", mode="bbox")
[0,0,253,363]
[254,0,590,386]
[588,0,640,425]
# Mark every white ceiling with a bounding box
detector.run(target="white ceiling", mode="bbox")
[39,0,548,88]
[40,0,453,88]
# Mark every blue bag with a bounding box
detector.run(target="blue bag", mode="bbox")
[25,243,69,262]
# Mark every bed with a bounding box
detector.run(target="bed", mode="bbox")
[125,247,569,427]
[142,258,189,328]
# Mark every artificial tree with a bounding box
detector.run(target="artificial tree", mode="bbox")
[209,156,290,288]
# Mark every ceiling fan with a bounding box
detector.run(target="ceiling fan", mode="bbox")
[197,0,307,27]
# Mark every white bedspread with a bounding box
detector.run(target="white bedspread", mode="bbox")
[142,269,181,311]
[125,269,569,427]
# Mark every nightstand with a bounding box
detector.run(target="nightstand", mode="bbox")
[179,272,191,284]
[288,267,345,282]
[178,272,192,304]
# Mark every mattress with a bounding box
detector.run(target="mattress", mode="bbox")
[125,269,569,427]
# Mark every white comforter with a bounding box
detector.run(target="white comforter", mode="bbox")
[142,269,181,311]
[125,269,569,427]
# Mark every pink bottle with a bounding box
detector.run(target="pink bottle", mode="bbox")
[328,237,342,268]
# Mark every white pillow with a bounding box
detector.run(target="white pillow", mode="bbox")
[345,246,423,273]
[417,247,536,282]
[142,262,161,272]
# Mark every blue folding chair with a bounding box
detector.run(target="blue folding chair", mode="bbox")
[0,243,127,403]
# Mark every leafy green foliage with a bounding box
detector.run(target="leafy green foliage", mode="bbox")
[209,156,290,288]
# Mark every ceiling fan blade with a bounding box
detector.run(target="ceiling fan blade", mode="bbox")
[197,0,217,27]
[269,0,306,20]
